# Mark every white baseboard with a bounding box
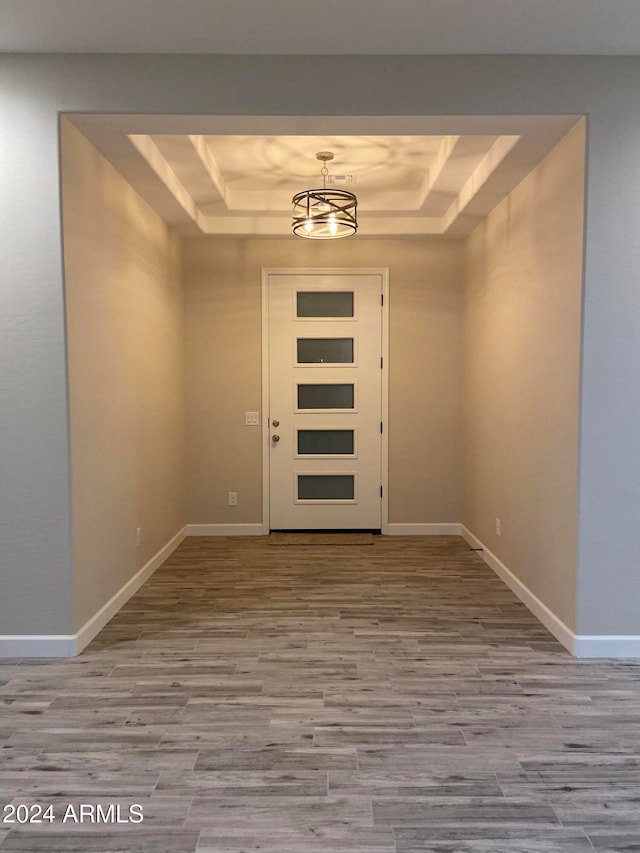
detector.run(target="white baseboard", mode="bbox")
[0,635,77,658]
[74,525,188,655]
[460,525,575,653]
[461,525,640,659]
[572,635,640,658]
[388,523,461,536]
[0,526,188,660]
[186,524,264,536]
[7,523,638,661]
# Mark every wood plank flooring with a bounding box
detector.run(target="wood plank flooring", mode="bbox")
[2,535,640,852]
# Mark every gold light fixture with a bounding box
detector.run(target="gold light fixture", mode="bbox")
[292,151,358,239]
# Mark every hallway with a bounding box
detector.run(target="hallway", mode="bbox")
[2,536,640,852]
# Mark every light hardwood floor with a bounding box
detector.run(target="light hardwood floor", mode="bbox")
[2,535,640,852]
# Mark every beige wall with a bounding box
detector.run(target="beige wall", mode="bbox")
[462,120,586,630]
[183,238,464,526]
[59,112,583,636]
[61,120,185,631]
[59,113,583,636]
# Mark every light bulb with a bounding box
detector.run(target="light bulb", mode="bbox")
[328,213,337,236]
[305,219,313,233]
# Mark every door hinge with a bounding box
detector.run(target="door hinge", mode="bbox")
[380,356,383,369]
[380,485,383,497]
[380,421,383,434]
[381,293,384,306]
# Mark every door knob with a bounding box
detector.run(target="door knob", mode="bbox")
[272,434,280,443]
[272,419,280,427]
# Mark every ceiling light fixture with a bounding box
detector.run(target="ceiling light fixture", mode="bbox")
[292,151,358,239]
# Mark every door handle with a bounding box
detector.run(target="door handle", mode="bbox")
[272,435,280,443]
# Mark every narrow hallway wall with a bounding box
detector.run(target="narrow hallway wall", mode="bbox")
[62,120,186,632]
[462,120,586,632]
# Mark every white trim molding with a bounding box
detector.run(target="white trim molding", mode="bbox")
[388,523,462,536]
[0,635,78,658]
[74,525,188,655]
[571,635,640,659]
[0,526,188,659]
[186,524,264,536]
[461,525,640,659]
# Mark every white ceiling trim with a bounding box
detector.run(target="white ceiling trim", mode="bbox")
[128,134,200,225]
[416,137,459,211]
[188,135,228,207]
[441,136,521,232]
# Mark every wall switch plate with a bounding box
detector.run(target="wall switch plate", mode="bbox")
[496,517,501,536]
[136,526,142,547]
[228,492,238,506]
[245,412,260,425]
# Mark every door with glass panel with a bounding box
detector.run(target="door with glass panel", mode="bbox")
[266,271,384,530]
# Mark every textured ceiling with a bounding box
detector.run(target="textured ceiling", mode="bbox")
[2,0,640,54]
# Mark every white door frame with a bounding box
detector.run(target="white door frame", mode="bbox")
[261,267,389,534]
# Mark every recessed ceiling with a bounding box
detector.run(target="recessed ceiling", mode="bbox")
[3,0,640,54]
[69,114,581,238]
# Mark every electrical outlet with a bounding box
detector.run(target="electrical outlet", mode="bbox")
[495,517,501,536]
[136,526,142,547]
[228,492,238,506]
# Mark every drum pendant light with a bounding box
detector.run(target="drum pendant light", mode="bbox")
[292,151,358,239]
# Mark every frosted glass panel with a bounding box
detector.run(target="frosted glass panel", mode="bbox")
[298,475,355,500]
[298,430,354,455]
[296,291,354,317]
[297,384,354,409]
[297,338,353,364]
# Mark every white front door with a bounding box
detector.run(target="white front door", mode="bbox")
[265,270,386,530]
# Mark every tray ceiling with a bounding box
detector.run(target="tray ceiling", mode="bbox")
[69,114,581,238]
